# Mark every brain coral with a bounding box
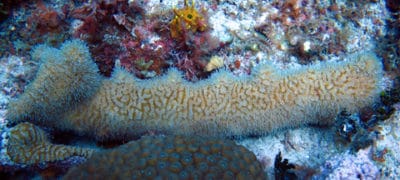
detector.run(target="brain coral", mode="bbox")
[6,40,383,140]
[63,135,266,179]
[6,122,95,165]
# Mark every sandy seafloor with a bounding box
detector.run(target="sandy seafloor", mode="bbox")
[0,0,399,179]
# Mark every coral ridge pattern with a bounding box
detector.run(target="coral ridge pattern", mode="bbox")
[7,40,383,140]
[7,122,95,165]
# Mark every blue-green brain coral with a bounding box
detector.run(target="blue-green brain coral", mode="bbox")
[64,135,266,179]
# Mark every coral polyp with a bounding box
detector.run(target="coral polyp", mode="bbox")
[64,135,265,179]
[169,0,207,39]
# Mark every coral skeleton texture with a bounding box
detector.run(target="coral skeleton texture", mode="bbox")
[7,40,383,140]
[6,122,95,165]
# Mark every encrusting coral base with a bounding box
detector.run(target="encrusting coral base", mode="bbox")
[6,122,95,165]
[7,40,383,140]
